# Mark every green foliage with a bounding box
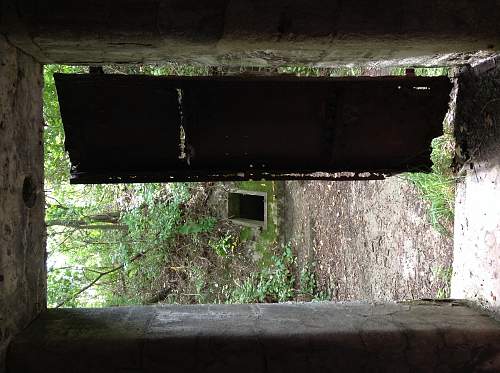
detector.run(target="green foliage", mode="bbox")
[429,134,456,176]
[391,67,450,77]
[404,173,454,233]
[187,267,206,302]
[43,65,86,188]
[122,194,181,243]
[47,268,87,308]
[404,134,455,234]
[263,244,296,301]
[280,65,450,79]
[169,182,191,204]
[299,263,317,297]
[230,244,296,303]
[46,183,191,307]
[435,288,448,299]
[239,227,253,242]
[279,66,363,77]
[103,63,210,77]
[178,216,216,235]
[210,233,237,257]
[299,263,330,301]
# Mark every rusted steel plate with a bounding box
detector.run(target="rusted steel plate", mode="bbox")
[55,74,182,176]
[54,74,452,184]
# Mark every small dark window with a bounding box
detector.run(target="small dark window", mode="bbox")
[228,190,267,228]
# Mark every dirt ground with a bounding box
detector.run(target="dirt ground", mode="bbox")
[281,177,453,301]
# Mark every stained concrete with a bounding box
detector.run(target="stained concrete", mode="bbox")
[1,0,499,67]
[452,57,500,314]
[0,35,45,371]
[7,302,500,372]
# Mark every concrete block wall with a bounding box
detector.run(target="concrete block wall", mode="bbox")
[0,35,45,371]
[452,57,500,314]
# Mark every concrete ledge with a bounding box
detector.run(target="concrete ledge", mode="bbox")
[1,0,499,66]
[7,302,500,372]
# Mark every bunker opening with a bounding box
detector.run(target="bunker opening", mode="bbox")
[40,65,457,309]
[228,190,267,228]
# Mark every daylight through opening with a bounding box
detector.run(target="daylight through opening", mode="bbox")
[43,64,455,308]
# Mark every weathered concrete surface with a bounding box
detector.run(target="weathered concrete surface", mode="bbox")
[452,57,500,314]
[7,302,500,372]
[1,0,499,67]
[0,36,45,371]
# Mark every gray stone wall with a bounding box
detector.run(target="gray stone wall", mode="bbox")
[0,35,45,371]
[452,57,500,314]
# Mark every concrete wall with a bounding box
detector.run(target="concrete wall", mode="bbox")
[0,4,499,371]
[1,0,499,67]
[452,57,500,314]
[8,302,500,372]
[0,35,45,371]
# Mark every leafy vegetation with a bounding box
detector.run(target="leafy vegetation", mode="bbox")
[279,66,364,77]
[299,262,329,301]
[44,65,86,187]
[404,135,456,234]
[230,244,327,303]
[47,183,189,307]
[231,244,295,303]
[391,67,450,77]
[210,233,238,257]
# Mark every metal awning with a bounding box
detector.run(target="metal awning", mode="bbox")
[55,74,452,184]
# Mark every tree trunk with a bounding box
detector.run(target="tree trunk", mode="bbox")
[46,219,128,231]
[87,212,121,224]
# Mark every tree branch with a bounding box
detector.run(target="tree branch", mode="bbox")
[55,247,152,308]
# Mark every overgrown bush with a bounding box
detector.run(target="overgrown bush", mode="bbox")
[230,244,296,303]
[404,130,455,234]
